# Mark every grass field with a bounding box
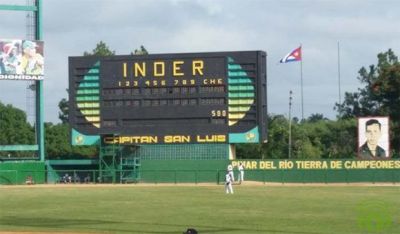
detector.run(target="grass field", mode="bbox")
[0,184,399,234]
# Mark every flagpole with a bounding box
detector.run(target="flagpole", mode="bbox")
[300,44,304,120]
[279,46,303,120]
[288,90,293,158]
[337,41,342,106]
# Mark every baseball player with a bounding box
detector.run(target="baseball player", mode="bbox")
[238,163,244,182]
[20,40,43,75]
[225,170,234,194]
[227,163,234,182]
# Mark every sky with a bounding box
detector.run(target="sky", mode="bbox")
[0,0,399,123]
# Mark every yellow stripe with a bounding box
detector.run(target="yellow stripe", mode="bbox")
[229,106,251,112]
[229,113,245,120]
[229,120,238,126]
[85,116,100,122]
[77,103,100,108]
[123,62,127,78]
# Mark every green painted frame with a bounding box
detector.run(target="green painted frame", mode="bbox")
[0,0,44,161]
[0,145,39,151]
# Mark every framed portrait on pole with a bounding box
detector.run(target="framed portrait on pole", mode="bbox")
[357,116,390,159]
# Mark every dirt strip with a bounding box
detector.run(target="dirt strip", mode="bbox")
[0,232,103,234]
[1,181,400,189]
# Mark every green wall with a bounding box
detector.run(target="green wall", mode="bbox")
[2,159,397,184]
[0,161,45,185]
[132,144,229,160]
[140,159,400,184]
[141,159,228,170]
[140,159,228,183]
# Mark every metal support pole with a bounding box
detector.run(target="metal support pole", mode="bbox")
[300,58,304,120]
[288,90,293,159]
[34,0,45,161]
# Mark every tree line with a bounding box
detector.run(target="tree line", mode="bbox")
[1,42,399,159]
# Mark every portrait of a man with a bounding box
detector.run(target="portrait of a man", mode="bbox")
[358,117,389,159]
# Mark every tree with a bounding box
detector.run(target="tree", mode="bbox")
[301,118,357,159]
[336,49,400,156]
[132,45,148,55]
[0,102,35,157]
[45,122,71,158]
[236,114,292,159]
[336,49,400,117]
[83,41,115,56]
[58,97,68,124]
[263,114,290,159]
[0,102,35,144]
[307,113,328,123]
[45,123,98,159]
[246,114,357,159]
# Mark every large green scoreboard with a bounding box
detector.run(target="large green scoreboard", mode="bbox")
[69,51,267,145]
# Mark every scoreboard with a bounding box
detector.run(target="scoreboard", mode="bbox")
[69,51,267,145]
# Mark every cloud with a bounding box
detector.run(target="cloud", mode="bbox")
[1,0,400,122]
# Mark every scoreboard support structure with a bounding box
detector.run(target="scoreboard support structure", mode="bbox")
[99,139,140,183]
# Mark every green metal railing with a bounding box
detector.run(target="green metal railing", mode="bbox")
[1,169,400,185]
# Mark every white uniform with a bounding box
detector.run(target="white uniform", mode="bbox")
[227,164,234,182]
[238,164,244,182]
[225,173,234,194]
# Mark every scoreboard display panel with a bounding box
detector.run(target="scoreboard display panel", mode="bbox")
[69,51,267,145]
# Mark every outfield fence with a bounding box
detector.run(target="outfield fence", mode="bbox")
[1,168,400,185]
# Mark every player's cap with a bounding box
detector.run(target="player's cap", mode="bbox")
[3,43,16,54]
[22,40,37,49]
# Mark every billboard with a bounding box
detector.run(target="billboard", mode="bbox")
[69,51,267,145]
[357,116,390,159]
[0,39,44,80]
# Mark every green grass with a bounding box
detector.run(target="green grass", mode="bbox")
[0,185,399,233]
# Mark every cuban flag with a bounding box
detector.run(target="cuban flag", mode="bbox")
[280,46,302,63]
